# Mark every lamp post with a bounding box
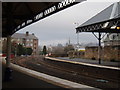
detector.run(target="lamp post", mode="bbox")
[74,22,80,46]
[74,22,80,57]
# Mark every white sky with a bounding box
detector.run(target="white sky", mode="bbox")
[17,0,120,46]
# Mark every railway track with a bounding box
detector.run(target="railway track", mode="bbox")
[11,56,120,89]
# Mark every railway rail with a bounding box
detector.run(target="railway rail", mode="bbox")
[10,56,120,89]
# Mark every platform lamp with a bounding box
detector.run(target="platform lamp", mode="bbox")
[74,22,80,57]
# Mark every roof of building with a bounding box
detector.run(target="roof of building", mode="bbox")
[80,3,119,27]
[76,2,120,33]
[104,33,120,42]
[12,33,38,39]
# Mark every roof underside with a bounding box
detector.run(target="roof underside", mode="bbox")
[2,1,84,37]
[76,2,120,33]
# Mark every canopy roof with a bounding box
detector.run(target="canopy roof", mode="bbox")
[2,1,85,37]
[76,2,120,33]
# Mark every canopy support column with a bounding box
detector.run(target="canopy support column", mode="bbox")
[92,32,108,64]
[4,3,13,81]
[98,32,101,64]
[4,35,13,82]
[92,32,103,64]
[6,35,12,68]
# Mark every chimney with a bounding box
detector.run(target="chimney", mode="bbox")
[26,31,29,36]
[32,33,34,35]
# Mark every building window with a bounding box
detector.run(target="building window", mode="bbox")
[27,43,31,47]
[17,39,20,41]
[30,43,33,46]
[27,39,29,41]
[26,43,29,46]
[34,43,36,45]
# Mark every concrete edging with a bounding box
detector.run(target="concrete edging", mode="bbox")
[45,57,120,70]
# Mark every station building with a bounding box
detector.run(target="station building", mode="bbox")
[2,31,39,55]
[85,33,120,61]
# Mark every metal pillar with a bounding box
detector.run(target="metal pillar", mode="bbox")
[6,3,12,67]
[6,35,12,68]
[77,33,80,57]
[4,35,13,81]
[92,32,104,64]
[98,32,101,64]
[4,3,13,81]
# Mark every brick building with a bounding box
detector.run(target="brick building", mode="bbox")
[103,33,120,61]
[12,31,39,55]
[85,46,98,60]
[85,34,120,61]
[104,33,120,46]
[103,45,120,61]
[85,45,120,61]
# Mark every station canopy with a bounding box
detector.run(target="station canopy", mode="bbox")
[2,0,85,37]
[76,2,120,33]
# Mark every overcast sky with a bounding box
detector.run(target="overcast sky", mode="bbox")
[17,0,120,46]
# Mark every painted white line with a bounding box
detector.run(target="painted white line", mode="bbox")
[45,57,120,70]
[1,59,100,89]
[36,63,41,66]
